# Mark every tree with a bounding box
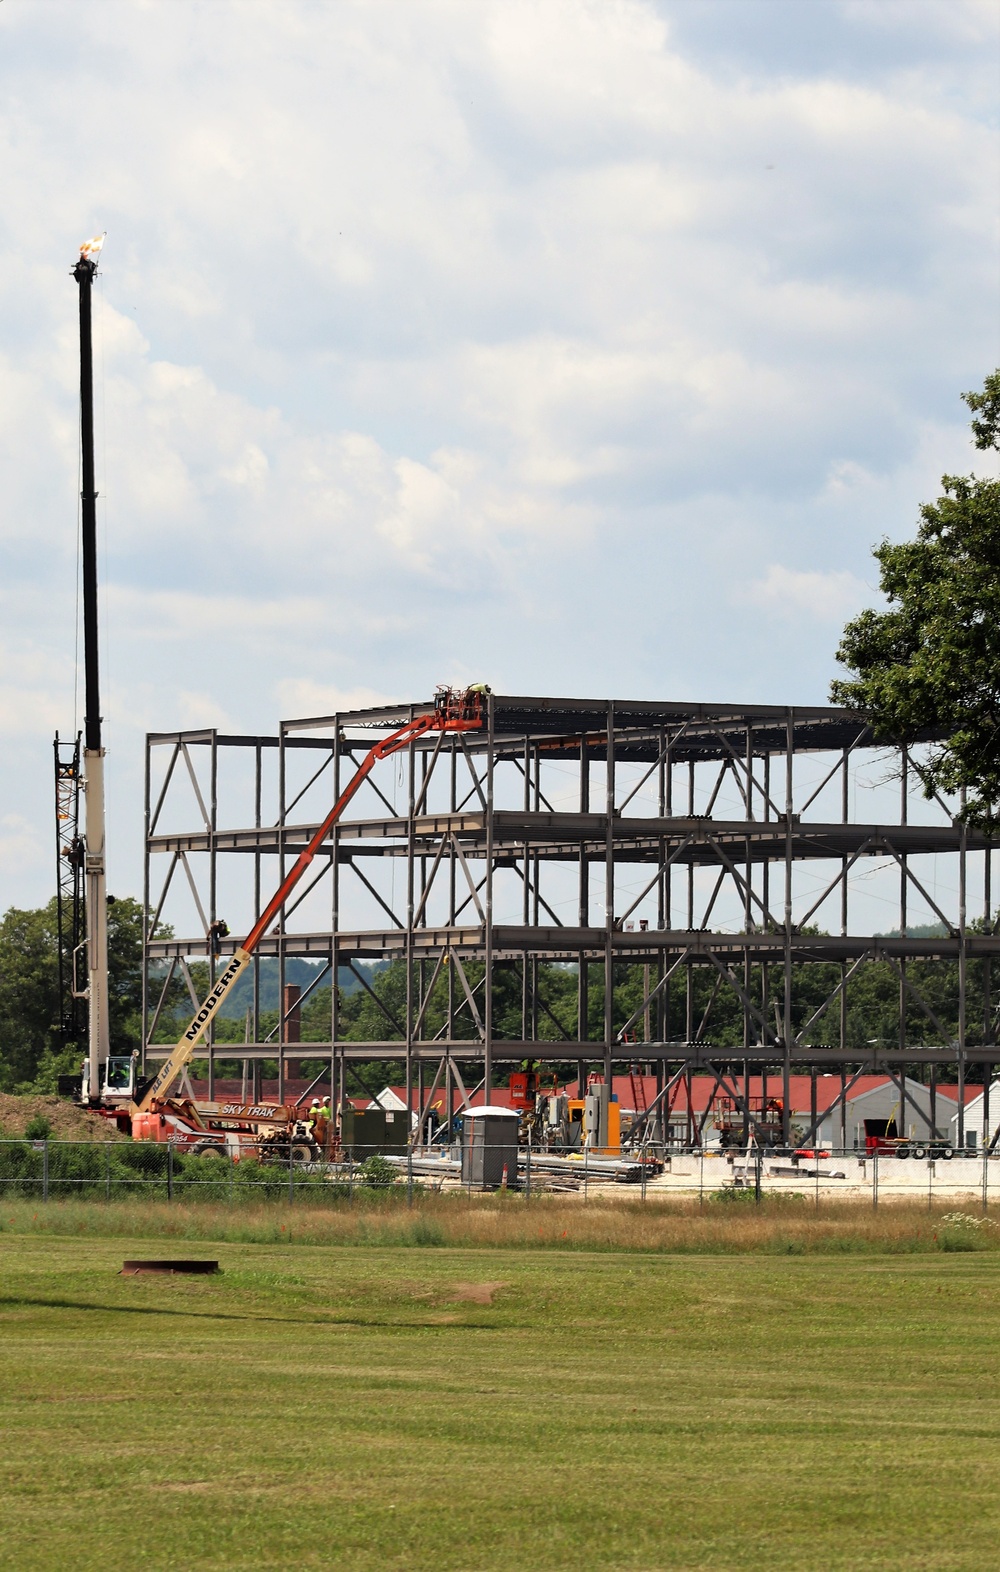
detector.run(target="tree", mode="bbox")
[106,896,145,1053]
[965,368,1000,453]
[0,903,61,1089]
[831,371,1000,829]
[0,895,145,1092]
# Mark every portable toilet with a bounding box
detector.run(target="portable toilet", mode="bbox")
[461,1106,520,1188]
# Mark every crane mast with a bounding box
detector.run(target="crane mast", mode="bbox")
[72,238,111,1101]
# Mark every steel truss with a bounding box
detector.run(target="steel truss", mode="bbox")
[143,695,1000,1144]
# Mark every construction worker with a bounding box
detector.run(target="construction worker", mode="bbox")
[314,1098,331,1151]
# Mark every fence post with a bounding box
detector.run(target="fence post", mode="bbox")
[984,1145,989,1214]
[43,1140,48,1204]
[699,1149,704,1210]
[407,1143,414,1209]
[525,1139,531,1202]
[167,1142,173,1202]
[584,1144,589,1203]
[288,1141,294,1204]
[872,1151,878,1211]
[106,1141,111,1202]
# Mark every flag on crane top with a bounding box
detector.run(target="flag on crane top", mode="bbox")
[79,233,105,262]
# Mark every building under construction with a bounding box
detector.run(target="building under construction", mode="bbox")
[142,693,1000,1150]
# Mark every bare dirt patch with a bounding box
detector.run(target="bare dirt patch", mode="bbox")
[447,1281,507,1305]
[0,1094,127,1141]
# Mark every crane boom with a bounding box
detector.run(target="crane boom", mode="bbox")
[73,237,112,1100]
[132,691,485,1117]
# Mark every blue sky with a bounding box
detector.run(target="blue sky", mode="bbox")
[0,0,998,908]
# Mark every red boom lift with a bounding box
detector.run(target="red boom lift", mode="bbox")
[125,687,486,1155]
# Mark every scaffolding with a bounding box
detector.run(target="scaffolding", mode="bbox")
[142,694,1000,1146]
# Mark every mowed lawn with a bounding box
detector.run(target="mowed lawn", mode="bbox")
[1,1235,999,1570]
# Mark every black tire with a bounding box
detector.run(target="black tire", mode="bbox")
[913,1147,927,1160]
[290,1143,314,1164]
[896,1146,910,1159]
[192,1142,227,1160]
[942,1147,954,1160]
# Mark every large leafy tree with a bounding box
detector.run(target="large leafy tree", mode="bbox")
[831,371,1000,829]
[0,895,145,1091]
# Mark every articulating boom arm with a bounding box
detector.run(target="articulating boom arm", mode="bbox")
[132,690,485,1116]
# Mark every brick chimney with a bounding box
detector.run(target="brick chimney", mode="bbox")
[283,983,302,1082]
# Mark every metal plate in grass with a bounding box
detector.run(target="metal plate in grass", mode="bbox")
[121,1260,220,1275]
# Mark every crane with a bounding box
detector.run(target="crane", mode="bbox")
[129,687,486,1123]
[69,235,112,1103]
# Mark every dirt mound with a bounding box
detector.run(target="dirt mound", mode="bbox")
[0,1095,127,1141]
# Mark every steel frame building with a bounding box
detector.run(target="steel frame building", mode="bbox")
[143,694,1000,1147]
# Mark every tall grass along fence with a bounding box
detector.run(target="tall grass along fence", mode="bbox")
[2,1138,1000,1210]
[0,1139,400,1203]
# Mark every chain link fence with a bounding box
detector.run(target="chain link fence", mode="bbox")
[1,1138,999,1208]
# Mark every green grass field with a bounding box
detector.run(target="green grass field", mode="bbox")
[2,1202,999,1570]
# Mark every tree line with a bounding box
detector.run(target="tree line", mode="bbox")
[2,894,997,1094]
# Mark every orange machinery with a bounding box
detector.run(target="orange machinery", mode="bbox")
[123,688,486,1149]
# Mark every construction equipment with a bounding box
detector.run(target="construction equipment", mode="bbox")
[53,732,84,1054]
[509,1060,557,1143]
[125,688,486,1142]
[558,1076,620,1155]
[714,1095,785,1151]
[132,1097,322,1162]
[509,1064,539,1110]
[863,1118,953,1160]
[62,237,112,1104]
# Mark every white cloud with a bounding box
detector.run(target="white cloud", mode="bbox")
[274,679,394,721]
[0,0,995,905]
[0,639,72,735]
[0,814,45,888]
[743,565,873,623]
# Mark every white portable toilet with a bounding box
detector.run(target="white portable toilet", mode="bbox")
[461,1106,520,1188]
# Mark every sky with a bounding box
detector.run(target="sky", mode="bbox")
[0,0,998,912]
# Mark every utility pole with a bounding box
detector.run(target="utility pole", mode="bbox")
[73,235,110,1101]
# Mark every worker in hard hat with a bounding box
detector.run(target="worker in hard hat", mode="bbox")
[313,1098,330,1152]
[462,684,490,722]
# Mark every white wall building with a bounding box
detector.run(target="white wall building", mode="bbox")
[816,1076,951,1152]
[948,1082,1000,1153]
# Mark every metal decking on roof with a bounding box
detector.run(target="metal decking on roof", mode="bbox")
[275,693,946,764]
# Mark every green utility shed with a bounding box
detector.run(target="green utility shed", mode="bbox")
[340,1106,409,1159]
